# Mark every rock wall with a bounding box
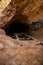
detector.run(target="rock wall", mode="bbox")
[0,0,11,12]
[0,0,16,27]
[0,0,43,27]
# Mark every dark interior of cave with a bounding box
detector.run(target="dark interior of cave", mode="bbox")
[5,20,29,37]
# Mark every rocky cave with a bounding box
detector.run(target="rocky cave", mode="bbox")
[0,0,43,65]
[4,15,29,38]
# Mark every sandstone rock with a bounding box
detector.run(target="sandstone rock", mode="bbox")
[0,43,4,50]
[0,0,43,65]
[0,0,43,28]
[0,29,5,35]
[0,0,11,12]
[0,34,43,65]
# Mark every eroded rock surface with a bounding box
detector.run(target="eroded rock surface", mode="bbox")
[0,29,6,35]
[0,30,43,65]
[0,0,43,27]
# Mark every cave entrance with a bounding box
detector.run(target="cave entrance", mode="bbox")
[5,19,29,38]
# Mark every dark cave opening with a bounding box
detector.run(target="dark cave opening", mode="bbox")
[5,20,29,38]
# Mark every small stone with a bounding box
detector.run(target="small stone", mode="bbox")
[0,29,6,35]
[6,39,15,48]
[8,43,15,48]
[36,42,43,46]
[0,43,4,50]
[6,60,17,65]
[32,61,40,65]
